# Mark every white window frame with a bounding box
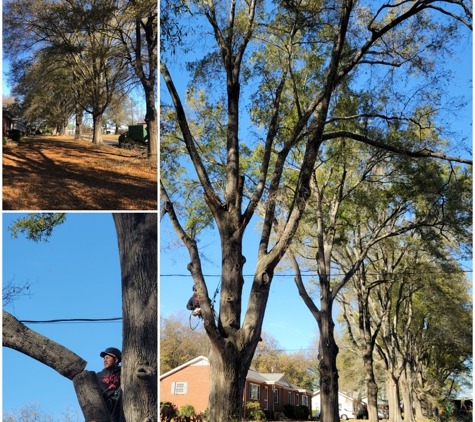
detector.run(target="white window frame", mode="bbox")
[264,387,268,410]
[274,388,279,404]
[171,381,188,394]
[288,392,292,404]
[249,383,261,400]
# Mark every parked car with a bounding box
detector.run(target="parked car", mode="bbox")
[340,409,355,420]
[313,411,321,420]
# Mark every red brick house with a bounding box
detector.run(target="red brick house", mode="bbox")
[160,356,313,419]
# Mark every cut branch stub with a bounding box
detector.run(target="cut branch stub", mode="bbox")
[72,370,111,422]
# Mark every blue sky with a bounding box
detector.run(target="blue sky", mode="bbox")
[2,213,123,419]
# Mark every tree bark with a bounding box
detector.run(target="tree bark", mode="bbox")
[92,113,104,145]
[3,310,86,379]
[401,374,416,422]
[318,298,340,422]
[363,347,379,422]
[386,373,403,422]
[144,86,157,162]
[75,108,83,140]
[208,346,248,421]
[73,370,112,422]
[113,213,158,422]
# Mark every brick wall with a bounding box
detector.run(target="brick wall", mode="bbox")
[160,360,211,415]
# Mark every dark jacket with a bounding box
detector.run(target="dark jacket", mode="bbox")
[186,293,200,310]
[97,366,121,422]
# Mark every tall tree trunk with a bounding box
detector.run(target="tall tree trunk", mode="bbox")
[414,395,425,421]
[75,109,83,140]
[319,297,340,422]
[92,112,104,145]
[363,347,379,422]
[386,373,403,422]
[401,374,416,422]
[113,213,157,422]
[144,85,157,162]
[208,346,249,421]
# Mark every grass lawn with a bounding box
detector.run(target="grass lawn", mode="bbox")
[3,135,157,210]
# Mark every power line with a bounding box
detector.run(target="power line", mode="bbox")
[160,270,472,278]
[20,317,122,324]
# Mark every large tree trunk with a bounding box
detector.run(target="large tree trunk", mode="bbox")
[319,297,340,422]
[386,373,403,422]
[206,229,253,421]
[113,213,158,422]
[401,374,416,422]
[144,85,157,162]
[363,348,379,422]
[75,108,83,140]
[3,310,110,421]
[92,112,104,145]
[208,346,249,421]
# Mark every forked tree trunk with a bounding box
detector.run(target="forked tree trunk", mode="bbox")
[386,373,403,422]
[113,213,158,422]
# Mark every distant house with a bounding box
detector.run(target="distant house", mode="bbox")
[2,106,28,137]
[160,355,313,419]
[3,106,14,137]
[312,390,366,419]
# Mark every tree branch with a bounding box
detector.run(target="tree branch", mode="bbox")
[322,131,472,165]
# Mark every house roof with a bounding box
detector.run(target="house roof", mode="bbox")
[160,355,210,380]
[161,356,312,394]
[312,390,360,402]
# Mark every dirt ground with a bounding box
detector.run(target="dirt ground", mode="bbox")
[3,135,157,210]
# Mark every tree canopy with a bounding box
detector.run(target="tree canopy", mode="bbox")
[161,0,471,419]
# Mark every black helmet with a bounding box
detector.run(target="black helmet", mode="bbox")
[193,285,197,291]
[100,347,122,362]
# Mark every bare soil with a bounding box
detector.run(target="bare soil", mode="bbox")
[3,135,157,210]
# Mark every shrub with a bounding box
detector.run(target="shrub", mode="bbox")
[179,404,196,417]
[160,401,178,422]
[10,130,24,141]
[283,404,309,419]
[246,401,267,421]
[283,404,296,419]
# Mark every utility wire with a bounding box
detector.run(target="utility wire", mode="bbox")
[161,269,472,278]
[20,317,122,324]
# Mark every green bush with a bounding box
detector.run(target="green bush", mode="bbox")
[179,404,196,417]
[10,130,24,141]
[160,401,178,422]
[246,401,267,421]
[283,404,309,419]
